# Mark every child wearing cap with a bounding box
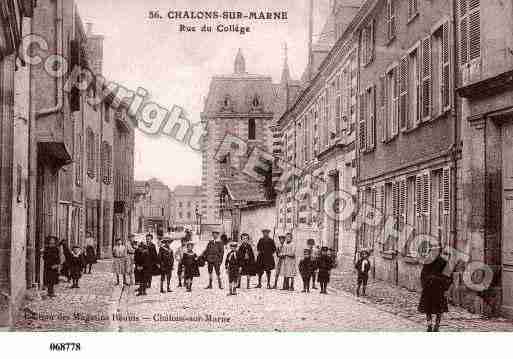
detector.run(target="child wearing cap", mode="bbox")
[298,249,316,293]
[175,237,188,287]
[355,250,371,297]
[225,241,241,295]
[182,242,200,292]
[69,245,83,289]
[158,239,174,293]
[317,246,335,294]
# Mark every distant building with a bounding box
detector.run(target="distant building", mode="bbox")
[132,178,172,233]
[171,185,204,227]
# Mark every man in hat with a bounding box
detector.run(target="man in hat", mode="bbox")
[158,238,174,293]
[298,248,316,293]
[201,230,224,289]
[272,234,287,289]
[355,250,371,297]
[255,229,277,289]
[280,232,297,291]
[145,233,159,289]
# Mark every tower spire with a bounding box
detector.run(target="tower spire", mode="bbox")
[234,48,246,74]
[280,42,290,84]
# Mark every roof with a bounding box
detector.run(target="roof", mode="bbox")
[173,185,202,197]
[225,182,269,203]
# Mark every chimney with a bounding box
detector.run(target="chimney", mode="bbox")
[86,22,93,36]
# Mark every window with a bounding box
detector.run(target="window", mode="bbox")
[76,133,83,186]
[179,202,183,208]
[358,85,376,152]
[399,57,409,131]
[179,212,183,219]
[101,141,112,185]
[420,36,432,121]
[187,212,191,219]
[440,21,451,111]
[187,201,191,207]
[361,20,375,65]
[407,47,420,129]
[408,0,418,21]
[459,0,480,66]
[104,103,110,122]
[415,171,431,235]
[248,118,256,140]
[381,66,398,142]
[386,0,396,42]
[86,127,95,178]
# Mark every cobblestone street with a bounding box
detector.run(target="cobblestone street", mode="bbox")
[12,251,513,332]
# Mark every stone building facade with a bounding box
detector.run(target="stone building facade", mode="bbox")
[171,185,204,227]
[0,0,35,329]
[200,49,294,233]
[1,0,135,327]
[455,0,513,317]
[276,1,360,266]
[132,178,172,234]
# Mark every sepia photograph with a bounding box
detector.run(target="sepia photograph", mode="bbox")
[1,0,513,350]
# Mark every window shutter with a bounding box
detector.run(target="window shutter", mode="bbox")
[421,37,432,121]
[468,1,480,61]
[387,0,396,41]
[379,75,386,142]
[367,85,376,150]
[422,172,431,216]
[392,182,399,217]
[359,92,367,151]
[361,28,367,65]
[442,167,451,214]
[392,67,399,136]
[369,20,375,62]
[398,179,406,220]
[415,175,423,218]
[442,21,451,110]
[399,57,409,131]
[408,0,418,19]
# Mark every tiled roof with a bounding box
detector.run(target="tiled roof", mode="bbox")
[174,185,202,197]
[225,182,269,203]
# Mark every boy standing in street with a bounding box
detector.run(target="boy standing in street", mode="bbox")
[272,235,286,289]
[355,250,371,297]
[158,239,174,293]
[317,246,335,294]
[225,241,240,295]
[182,242,200,292]
[202,231,224,289]
[298,249,315,293]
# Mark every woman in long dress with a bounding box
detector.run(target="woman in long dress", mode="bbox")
[112,238,128,286]
[83,232,97,274]
[418,255,452,331]
[280,232,297,291]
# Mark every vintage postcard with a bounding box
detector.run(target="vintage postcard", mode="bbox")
[1,0,513,343]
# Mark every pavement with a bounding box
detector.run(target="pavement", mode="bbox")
[12,245,513,332]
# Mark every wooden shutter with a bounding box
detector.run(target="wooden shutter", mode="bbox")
[367,85,376,150]
[361,28,367,65]
[415,175,423,218]
[379,75,387,142]
[392,182,398,218]
[359,92,366,151]
[468,0,480,61]
[422,172,431,217]
[399,57,409,131]
[392,67,399,136]
[420,37,432,121]
[408,0,418,19]
[459,0,469,66]
[442,167,451,214]
[441,21,451,110]
[400,179,407,220]
[369,20,375,62]
[387,0,396,41]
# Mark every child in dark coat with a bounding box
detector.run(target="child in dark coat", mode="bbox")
[69,245,83,288]
[225,241,240,295]
[158,240,174,293]
[182,242,200,292]
[298,249,316,293]
[135,242,152,296]
[317,247,335,294]
[355,250,371,297]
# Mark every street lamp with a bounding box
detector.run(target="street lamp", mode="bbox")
[195,207,202,236]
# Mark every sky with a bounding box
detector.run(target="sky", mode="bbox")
[75,0,331,190]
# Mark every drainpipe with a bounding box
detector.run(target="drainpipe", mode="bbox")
[451,0,459,254]
[36,0,64,119]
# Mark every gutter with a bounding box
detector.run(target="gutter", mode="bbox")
[451,0,459,252]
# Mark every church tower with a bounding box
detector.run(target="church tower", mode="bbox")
[234,48,246,74]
